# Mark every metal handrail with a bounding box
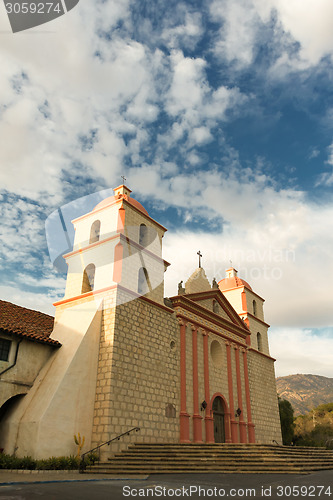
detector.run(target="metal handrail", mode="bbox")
[79,427,140,472]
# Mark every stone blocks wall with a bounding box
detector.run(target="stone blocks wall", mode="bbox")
[91,289,180,456]
[247,349,282,443]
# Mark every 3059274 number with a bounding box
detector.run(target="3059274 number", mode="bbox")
[276,485,332,497]
[5,3,62,14]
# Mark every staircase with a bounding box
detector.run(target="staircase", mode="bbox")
[85,443,333,475]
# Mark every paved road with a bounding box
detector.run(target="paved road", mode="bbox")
[0,470,332,500]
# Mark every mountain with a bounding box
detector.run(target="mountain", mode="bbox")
[276,374,333,416]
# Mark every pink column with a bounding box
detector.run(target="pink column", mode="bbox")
[191,325,203,443]
[202,331,214,443]
[225,341,238,443]
[242,348,256,443]
[113,242,123,283]
[235,346,247,443]
[117,203,125,232]
[179,319,190,443]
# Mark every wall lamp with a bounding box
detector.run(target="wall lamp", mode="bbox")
[201,400,207,411]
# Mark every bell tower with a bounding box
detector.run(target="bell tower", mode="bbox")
[51,184,175,456]
[55,183,169,317]
[218,268,270,355]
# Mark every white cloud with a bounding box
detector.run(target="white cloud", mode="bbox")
[210,0,333,73]
[125,166,333,329]
[266,0,333,66]
[161,11,203,49]
[269,328,333,378]
[210,0,261,68]
[189,126,213,146]
[0,285,57,316]
[166,51,208,116]
[315,143,333,186]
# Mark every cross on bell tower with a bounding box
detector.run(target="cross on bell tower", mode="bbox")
[197,250,202,268]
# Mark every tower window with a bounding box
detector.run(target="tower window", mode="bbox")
[138,267,149,295]
[0,338,11,361]
[89,220,101,244]
[82,264,96,293]
[257,332,262,352]
[252,300,257,316]
[139,224,148,247]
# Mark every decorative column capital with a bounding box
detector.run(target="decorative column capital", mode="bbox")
[177,317,186,327]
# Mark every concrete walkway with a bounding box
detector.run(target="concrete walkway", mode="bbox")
[0,469,147,484]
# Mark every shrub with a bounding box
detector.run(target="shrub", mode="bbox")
[0,454,79,470]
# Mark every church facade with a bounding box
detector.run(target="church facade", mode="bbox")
[0,184,282,459]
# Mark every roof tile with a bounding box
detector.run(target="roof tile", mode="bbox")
[0,300,61,347]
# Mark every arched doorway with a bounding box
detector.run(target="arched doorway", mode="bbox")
[0,394,26,452]
[212,396,225,443]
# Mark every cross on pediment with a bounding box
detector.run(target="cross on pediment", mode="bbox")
[197,250,202,268]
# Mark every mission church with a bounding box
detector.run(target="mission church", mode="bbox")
[0,184,282,459]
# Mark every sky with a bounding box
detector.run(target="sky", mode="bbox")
[0,0,333,378]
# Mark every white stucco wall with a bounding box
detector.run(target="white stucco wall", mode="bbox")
[0,299,102,459]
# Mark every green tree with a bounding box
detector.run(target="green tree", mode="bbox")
[278,397,295,445]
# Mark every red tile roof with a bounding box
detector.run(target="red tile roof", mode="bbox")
[0,300,61,347]
[218,276,252,291]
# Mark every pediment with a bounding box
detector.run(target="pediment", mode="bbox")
[183,289,248,331]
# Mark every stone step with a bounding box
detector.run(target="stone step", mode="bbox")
[114,451,333,458]
[112,455,333,462]
[86,469,310,475]
[103,461,333,468]
[129,443,328,450]
[127,448,332,456]
[85,443,333,475]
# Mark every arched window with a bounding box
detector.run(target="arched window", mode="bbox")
[165,404,176,418]
[257,332,262,352]
[252,300,257,316]
[139,224,148,247]
[89,220,101,244]
[138,267,149,295]
[81,264,96,293]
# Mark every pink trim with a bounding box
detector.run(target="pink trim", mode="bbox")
[113,242,123,283]
[117,204,126,233]
[226,342,238,443]
[235,347,247,443]
[54,283,174,312]
[64,232,169,268]
[191,326,203,443]
[72,197,122,223]
[221,285,265,302]
[179,321,190,443]
[175,312,248,345]
[53,285,117,306]
[171,293,249,332]
[242,349,256,443]
[241,290,247,312]
[202,332,214,443]
[64,233,119,259]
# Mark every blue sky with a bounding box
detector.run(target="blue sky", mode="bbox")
[0,0,333,377]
